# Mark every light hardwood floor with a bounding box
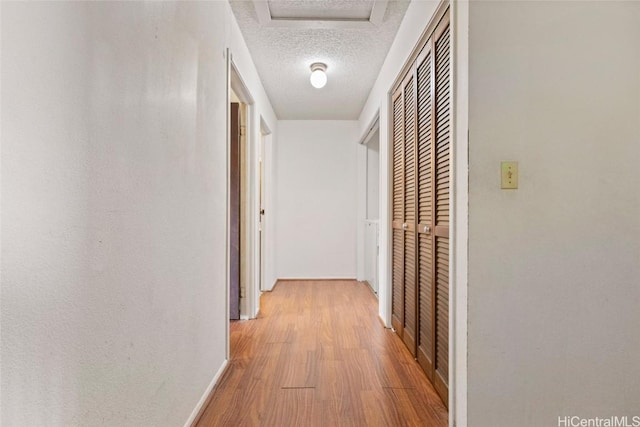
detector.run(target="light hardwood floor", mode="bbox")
[196,280,448,426]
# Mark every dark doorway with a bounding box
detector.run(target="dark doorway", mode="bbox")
[230,102,241,320]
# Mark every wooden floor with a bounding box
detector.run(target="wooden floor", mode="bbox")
[196,280,448,427]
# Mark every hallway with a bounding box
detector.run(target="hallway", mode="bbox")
[196,281,447,426]
[4,2,640,425]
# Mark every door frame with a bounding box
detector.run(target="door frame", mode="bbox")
[450,2,468,425]
[229,101,242,321]
[359,113,381,296]
[257,117,271,295]
[230,58,258,321]
[226,52,261,351]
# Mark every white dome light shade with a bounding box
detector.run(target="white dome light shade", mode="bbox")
[309,63,327,89]
[310,70,327,88]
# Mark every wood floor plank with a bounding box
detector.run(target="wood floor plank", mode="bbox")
[196,280,447,427]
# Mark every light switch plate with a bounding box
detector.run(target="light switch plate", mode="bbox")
[501,161,518,189]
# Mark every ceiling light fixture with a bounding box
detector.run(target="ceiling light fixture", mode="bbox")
[309,62,327,89]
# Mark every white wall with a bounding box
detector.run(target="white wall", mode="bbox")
[1,2,276,426]
[276,121,358,279]
[467,2,640,426]
[357,0,441,327]
[228,13,279,295]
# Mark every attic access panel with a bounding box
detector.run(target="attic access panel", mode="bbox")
[268,0,373,20]
[254,0,388,29]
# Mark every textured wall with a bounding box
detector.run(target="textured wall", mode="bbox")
[356,0,441,331]
[366,129,380,220]
[275,120,358,279]
[1,2,275,425]
[227,12,279,295]
[468,2,640,425]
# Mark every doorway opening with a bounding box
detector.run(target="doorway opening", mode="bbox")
[227,57,260,328]
[257,118,271,294]
[360,117,381,296]
[229,89,248,321]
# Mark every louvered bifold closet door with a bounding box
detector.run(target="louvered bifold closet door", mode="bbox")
[432,15,451,407]
[391,89,405,336]
[401,71,418,356]
[415,42,435,382]
[390,7,449,408]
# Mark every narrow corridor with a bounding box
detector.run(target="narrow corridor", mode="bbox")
[196,281,447,426]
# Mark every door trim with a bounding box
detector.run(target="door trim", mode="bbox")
[258,117,271,296]
[229,55,260,323]
[450,1,468,424]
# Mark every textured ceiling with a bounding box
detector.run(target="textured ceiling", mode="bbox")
[229,0,410,120]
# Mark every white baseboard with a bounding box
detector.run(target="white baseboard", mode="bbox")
[379,313,391,329]
[183,359,229,427]
[276,277,357,281]
[263,279,278,291]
